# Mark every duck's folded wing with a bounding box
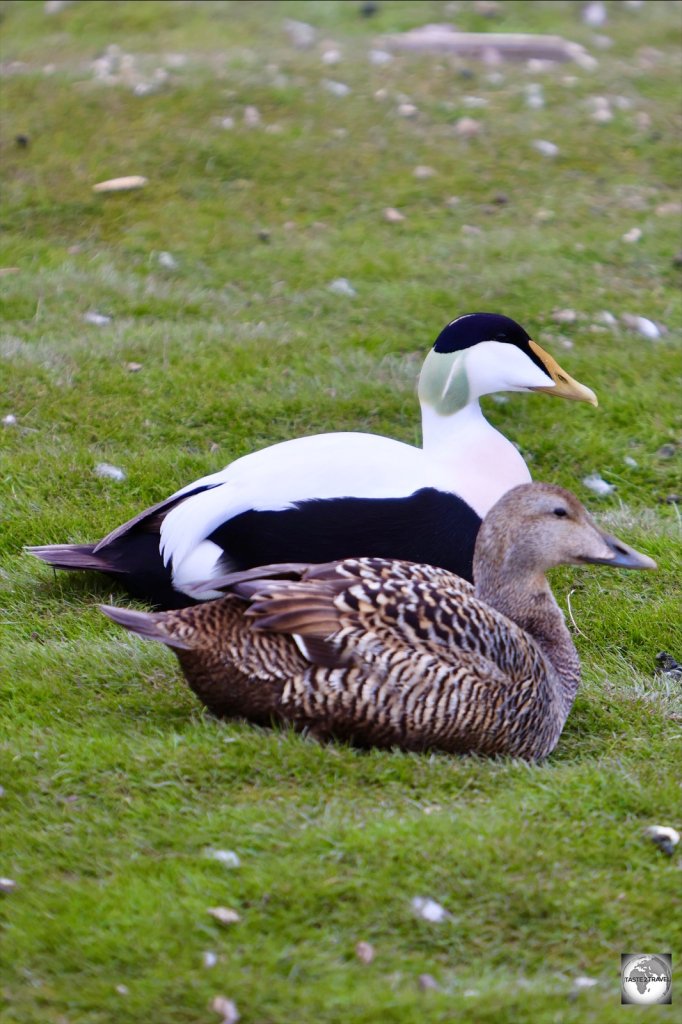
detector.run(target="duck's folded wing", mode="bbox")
[234,556,540,681]
[158,432,429,575]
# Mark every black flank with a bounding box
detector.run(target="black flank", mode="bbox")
[209,488,481,583]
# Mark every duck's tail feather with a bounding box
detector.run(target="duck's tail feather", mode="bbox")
[99,604,193,650]
[26,543,113,572]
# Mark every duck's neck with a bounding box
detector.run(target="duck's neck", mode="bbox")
[420,402,532,518]
[420,400,488,454]
[475,568,581,714]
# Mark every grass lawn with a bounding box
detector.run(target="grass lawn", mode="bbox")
[1,1,681,1021]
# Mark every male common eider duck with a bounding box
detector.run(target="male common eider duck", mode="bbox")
[101,483,655,761]
[29,313,597,609]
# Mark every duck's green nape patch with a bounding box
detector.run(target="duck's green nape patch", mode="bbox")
[418,349,470,415]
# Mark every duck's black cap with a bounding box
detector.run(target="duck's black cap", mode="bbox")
[434,313,531,353]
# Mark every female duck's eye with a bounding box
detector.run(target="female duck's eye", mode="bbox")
[553,507,568,518]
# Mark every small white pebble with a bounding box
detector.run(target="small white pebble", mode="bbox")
[207,907,241,926]
[125,362,143,373]
[220,116,235,130]
[622,227,642,243]
[369,49,392,66]
[321,48,341,66]
[644,825,680,855]
[94,463,126,482]
[574,976,599,989]
[203,951,218,968]
[553,308,577,324]
[455,117,481,137]
[212,996,240,1024]
[83,311,111,326]
[598,310,617,326]
[623,456,638,468]
[621,314,661,339]
[582,473,616,496]
[158,251,177,269]
[413,165,436,179]
[243,105,261,127]
[115,984,129,996]
[383,207,405,223]
[0,877,17,893]
[445,196,461,208]
[532,139,559,158]
[411,897,450,923]
[2,414,17,426]
[582,1,607,26]
[323,80,350,97]
[527,59,556,73]
[461,224,482,236]
[462,95,488,109]
[284,19,316,49]
[355,941,375,964]
[534,209,554,222]
[592,106,613,123]
[397,103,418,118]
[206,849,240,868]
[329,278,356,297]
[525,83,544,109]
[92,175,147,193]
[418,973,440,991]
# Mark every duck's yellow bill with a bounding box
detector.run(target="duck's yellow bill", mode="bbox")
[528,340,598,406]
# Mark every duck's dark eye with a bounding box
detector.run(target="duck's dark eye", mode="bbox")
[495,332,509,342]
[553,507,568,518]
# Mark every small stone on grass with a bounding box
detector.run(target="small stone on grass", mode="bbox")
[212,996,240,1024]
[644,825,680,856]
[205,848,241,867]
[411,896,450,923]
[355,941,375,964]
[532,139,559,158]
[329,278,357,297]
[207,907,241,926]
[582,473,615,496]
[621,314,661,339]
[95,463,126,482]
[93,176,147,193]
[383,207,405,223]
[83,311,112,326]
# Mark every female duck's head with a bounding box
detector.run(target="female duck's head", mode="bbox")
[418,312,598,415]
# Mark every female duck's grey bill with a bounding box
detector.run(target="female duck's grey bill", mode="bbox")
[580,532,657,570]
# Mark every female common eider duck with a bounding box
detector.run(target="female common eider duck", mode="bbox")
[29,313,597,609]
[101,483,655,761]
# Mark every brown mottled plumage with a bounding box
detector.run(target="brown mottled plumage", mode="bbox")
[102,484,655,761]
